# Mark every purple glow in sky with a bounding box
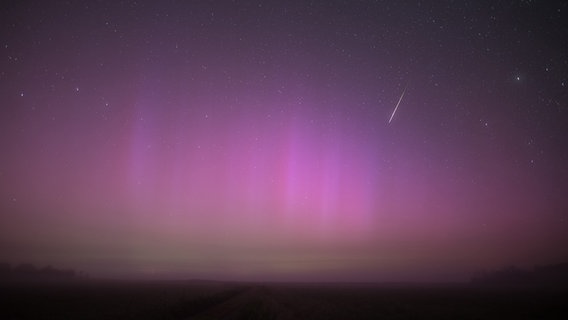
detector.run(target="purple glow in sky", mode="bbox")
[1,1,568,282]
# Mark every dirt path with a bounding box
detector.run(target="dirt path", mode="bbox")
[186,286,297,320]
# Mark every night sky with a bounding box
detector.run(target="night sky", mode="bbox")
[1,1,567,282]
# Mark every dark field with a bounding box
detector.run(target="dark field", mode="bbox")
[2,280,567,319]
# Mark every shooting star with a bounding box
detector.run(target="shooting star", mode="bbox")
[388,86,407,124]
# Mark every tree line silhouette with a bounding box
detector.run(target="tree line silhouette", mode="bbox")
[471,262,568,286]
[0,262,87,281]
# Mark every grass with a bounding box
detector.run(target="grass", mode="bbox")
[1,280,566,319]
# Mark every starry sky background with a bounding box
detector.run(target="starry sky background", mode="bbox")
[1,0,567,282]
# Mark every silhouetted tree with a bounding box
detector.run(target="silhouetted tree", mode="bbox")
[0,262,11,280]
[0,262,10,272]
[14,263,38,275]
[472,263,568,287]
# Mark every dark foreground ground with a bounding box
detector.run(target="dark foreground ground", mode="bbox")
[1,279,567,319]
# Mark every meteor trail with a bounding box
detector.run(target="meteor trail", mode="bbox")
[388,86,407,124]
